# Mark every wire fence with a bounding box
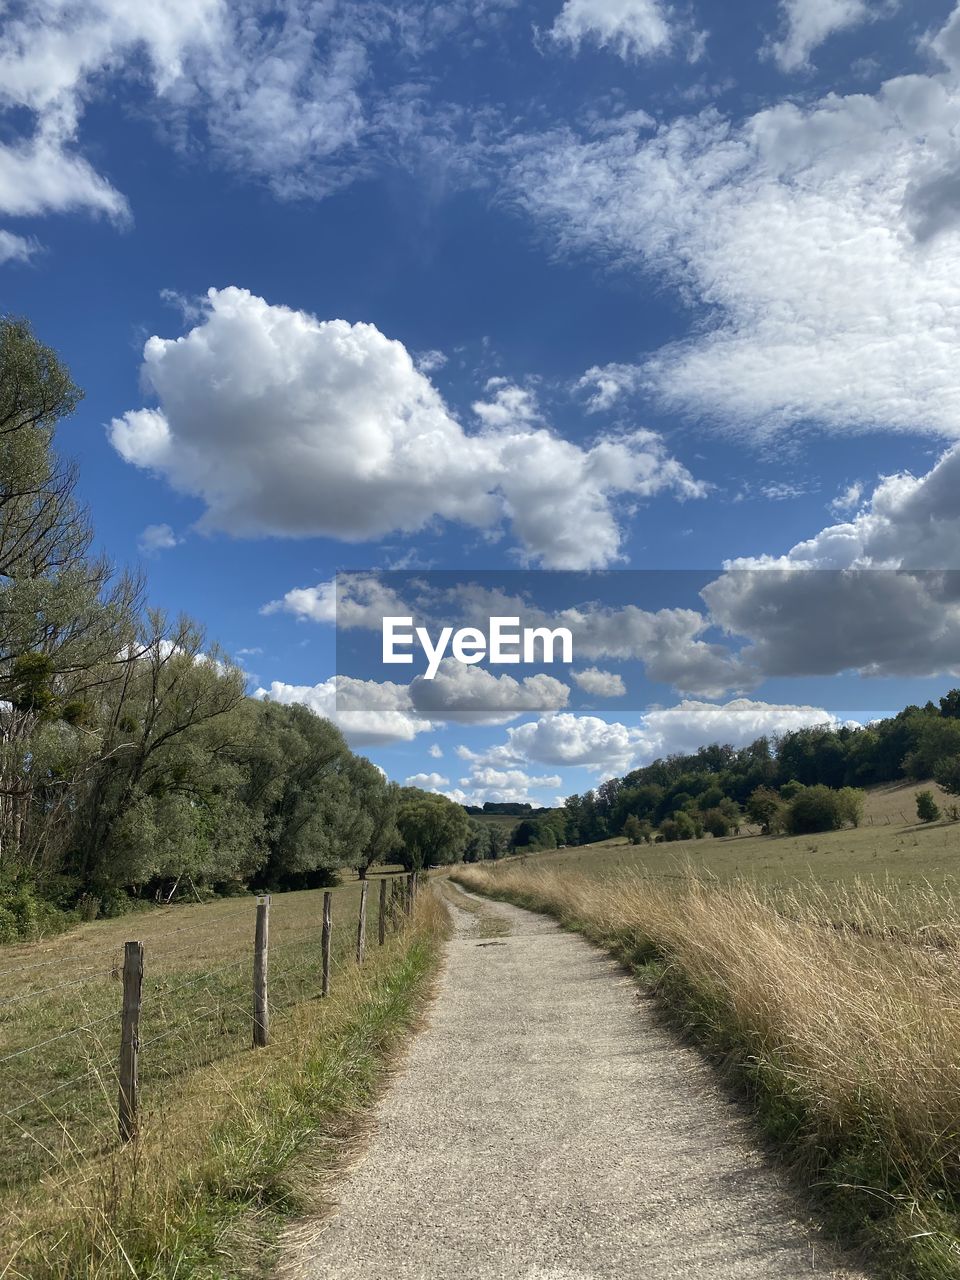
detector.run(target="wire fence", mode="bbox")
[0,870,421,1193]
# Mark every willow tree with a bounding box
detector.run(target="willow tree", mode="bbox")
[0,318,140,870]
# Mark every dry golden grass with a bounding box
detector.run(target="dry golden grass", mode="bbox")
[0,879,446,1279]
[452,863,960,1278]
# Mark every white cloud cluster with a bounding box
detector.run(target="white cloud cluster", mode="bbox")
[254,675,432,746]
[509,6,960,440]
[110,287,702,570]
[571,667,626,696]
[468,698,843,775]
[0,0,512,230]
[409,659,570,724]
[769,0,872,72]
[549,0,672,60]
[704,443,960,680]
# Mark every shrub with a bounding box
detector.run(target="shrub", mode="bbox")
[785,784,864,835]
[702,807,732,838]
[623,815,652,844]
[916,790,941,823]
[659,811,698,842]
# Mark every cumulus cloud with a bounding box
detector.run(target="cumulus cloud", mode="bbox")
[408,658,570,724]
[702,444,960,680]
[455,765,563,805]
[471,698,844,774]
[404,771,449,787]
[428,743,444,758]
[769,0,872,72]
[549,0,672,60]
[254,675,432,746]
[109,287,702,569]
[571,667,626,696]
[507,9,960,442]
[261,581,336,624]
[137,523,179,554]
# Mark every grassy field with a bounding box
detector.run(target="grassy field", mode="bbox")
[0,871,445,1279]
[455,784,960,1280]
[529,780,960,891]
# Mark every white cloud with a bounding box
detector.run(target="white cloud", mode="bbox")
[254,675,432,746]
[770,0,872,73]
[549,0,672,60]
[0,230,40,264]
[457,765,563,804]
[428,743,444,758]
[408,658,570,724]
[571,667,626,696]
[507,11,960,442]
[703,444,960,680]
[262,581,336,624]
[0,1,512,231]
[829,481,863,514]
[137,522,179,554]
[109,287,702,569]
[471,698,844,775]
[405,771,449,787]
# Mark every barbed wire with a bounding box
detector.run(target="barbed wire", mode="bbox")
[0,1009,119,1066]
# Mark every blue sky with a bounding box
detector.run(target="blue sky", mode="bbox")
[4,0,960,805]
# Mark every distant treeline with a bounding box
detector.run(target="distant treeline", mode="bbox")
[462,802,554,816]
[0,318,467,939]
[466,693,960,856]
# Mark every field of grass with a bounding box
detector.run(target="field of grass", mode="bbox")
[455,789,960,1280]
[0,871,445,1279]
[530,781,960,891]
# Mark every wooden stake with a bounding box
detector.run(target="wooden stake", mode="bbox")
[356,880,368,965]
[322,890,332,997]
[378,876,387,945]
[405,873,414,918]
[253,895,270,1048]
[118,940,143,1142]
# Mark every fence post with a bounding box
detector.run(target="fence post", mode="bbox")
[118,940,143,1142]
[378,877,387,945]
[356,880,368,965]
[253,894,270,1048]
[405,872,414,918]
[322,890,332,997]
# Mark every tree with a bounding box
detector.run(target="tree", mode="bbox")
[396,789,468,870]
[785,784,864,835]
[916,790,941,823]
[935,756,960,797]
[623,814,651,844]
[486,825,508,860]
[701,807,731,838]
[746,786,785,834]
[350,767,400,880]
[658,810,697,842]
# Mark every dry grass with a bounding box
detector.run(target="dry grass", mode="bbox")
[452,863,960,1279]
[529,782,960,890]
[0,880,447,1279]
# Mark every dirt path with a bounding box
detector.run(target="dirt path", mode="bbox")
[289,885,869,1279]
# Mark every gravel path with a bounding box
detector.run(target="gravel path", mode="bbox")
[291,885,870,1280]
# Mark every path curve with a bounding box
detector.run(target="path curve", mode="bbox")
[290,885,869,1280]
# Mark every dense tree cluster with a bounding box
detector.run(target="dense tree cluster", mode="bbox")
[556,700,960,848]
[0,319,468,937]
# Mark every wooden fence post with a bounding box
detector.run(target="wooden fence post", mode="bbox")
[118,940,143,1142]
[356,880,368,965]
[253,895,270,1048]
[405,873,414,918]
[378,877,387,945]
[322,890,332,997]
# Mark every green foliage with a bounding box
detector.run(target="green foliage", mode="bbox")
[623,814,652,844]
[746,786,786,834]
[934,755,960,797]
[916,790,941,823]
[785,784,865,835]
[658,810,699,842]
[396,789,468,870]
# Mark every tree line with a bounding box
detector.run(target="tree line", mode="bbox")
[0,318,469,939]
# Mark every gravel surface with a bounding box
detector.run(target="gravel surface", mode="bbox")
[291,885,870,1280]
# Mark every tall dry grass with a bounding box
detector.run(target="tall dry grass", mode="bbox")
[452,863,960,1278]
